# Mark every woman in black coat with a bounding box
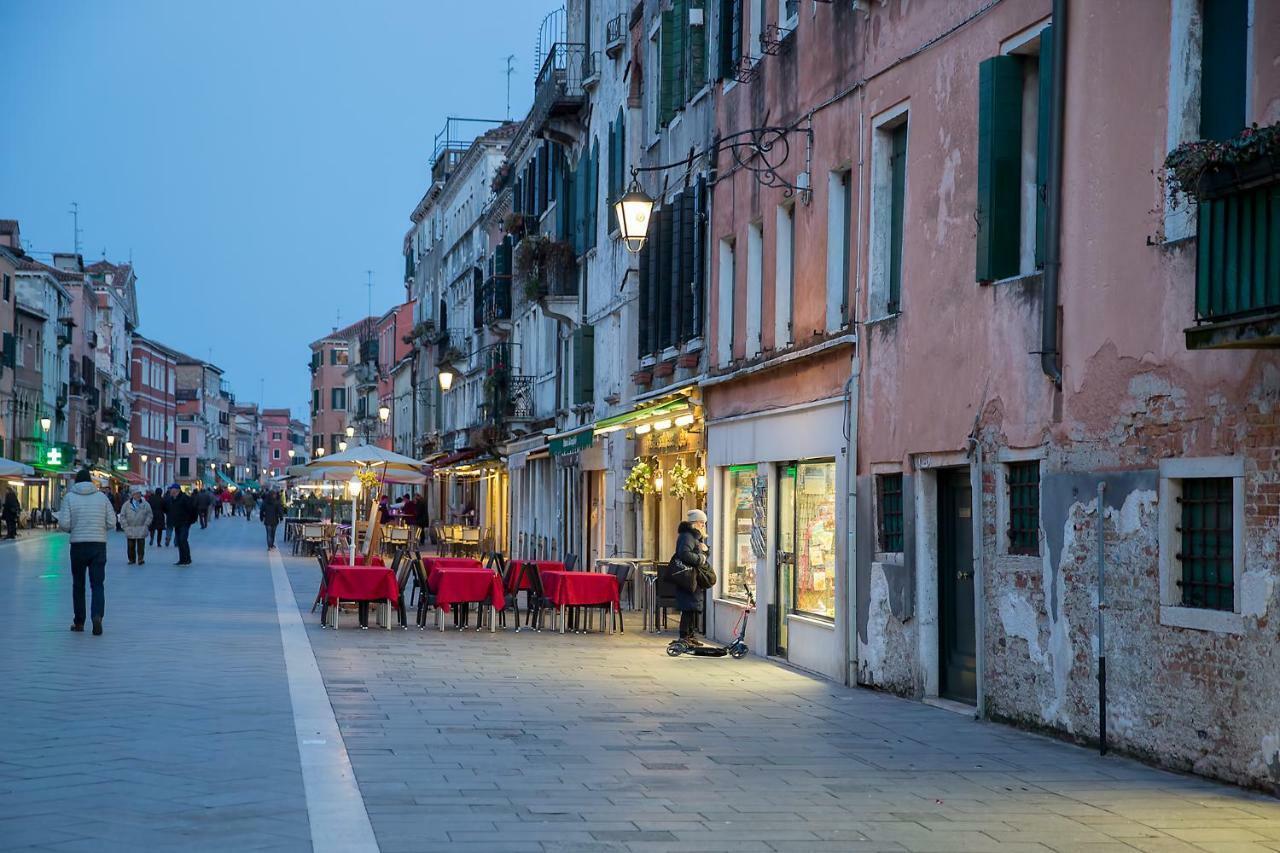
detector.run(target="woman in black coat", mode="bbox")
[671,509,710,645]
[147,488,167,547]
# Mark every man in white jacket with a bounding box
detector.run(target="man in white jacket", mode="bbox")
[58,468,115,635]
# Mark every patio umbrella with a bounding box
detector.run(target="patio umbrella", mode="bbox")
[303,445,428,563]
[0,458,35,478]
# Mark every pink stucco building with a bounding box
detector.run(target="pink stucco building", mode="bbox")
[702,0,1279,792]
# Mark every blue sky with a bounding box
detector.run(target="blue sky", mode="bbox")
[1,0,559,418]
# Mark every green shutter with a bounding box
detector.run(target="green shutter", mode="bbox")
[660,9,677,125]
[572,325,595,405]
[976,55,1023,282]
[888,124,907,313]
[1199,0,1247,141]
[690,0,706,94]
[672,0,688,104]
[1035,26,1053,270]
[1,332,13,368]
[719,0,741,79]
[589,140,600,250]
[575,152,587,254]
[616,108,627,200]
[557,155,571,241]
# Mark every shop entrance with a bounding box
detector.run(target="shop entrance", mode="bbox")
[937,467,976,704]
[770,460,839,658]
[773,465,795,657]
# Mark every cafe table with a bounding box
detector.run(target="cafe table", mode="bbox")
[538,570,621,634]
[324,557,397,629]
[428,567,504,632]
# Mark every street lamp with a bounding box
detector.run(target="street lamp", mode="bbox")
[141,453,149,463]
[378,405,390,422]
[338,440,348,452]
[438,366,456,392]
[614,179,655,254]
[316,446,325,457]
[39,416,51,433]
[288,449,295,460]
[345,426,355,438]
[106,434,116,448]
[125,441,134,454]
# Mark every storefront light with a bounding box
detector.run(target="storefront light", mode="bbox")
[653,419,673,431]
[674,413,695,428]
[654,471,665,491]
[634,423,651,435]
[695,473,707,491]
[338,441,348,452]
[345,426,355,438]
[125,441,134,454]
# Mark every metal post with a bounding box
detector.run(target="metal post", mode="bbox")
[1096,481,1107,756]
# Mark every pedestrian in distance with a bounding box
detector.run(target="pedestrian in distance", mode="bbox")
[147,487,166,546]
[243,490,257,522]
[668,509,713,647]
[57,468,114,636]
[110,487,125,532]
[195,487,213,529]
[414,492,430,544]
[260,490,284,551]
[1,486,20,540]
[167,484,195,566]
[117,488,153,565]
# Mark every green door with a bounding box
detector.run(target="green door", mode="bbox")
[938,468,976,704]
[773,465,796,657]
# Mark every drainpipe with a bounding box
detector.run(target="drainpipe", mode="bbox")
[1040,0,1067,386]
[843,360,860,687]
[1096,481,1107,755]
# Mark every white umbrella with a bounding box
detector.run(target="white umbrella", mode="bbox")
[303,445,428,563]
[0,458,35,478]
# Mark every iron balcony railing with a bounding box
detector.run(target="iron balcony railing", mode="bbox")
[534,42,587,119]
[482,276,512,325]
[604,14,626,56]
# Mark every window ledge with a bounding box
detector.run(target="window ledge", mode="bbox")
[689,83,712,107]
[873,552,904,566]
[787,612,836,630]
[987,270,1043,288]
[714,596,750,609]
[1159,605,1244,635]
[864,312,901,327]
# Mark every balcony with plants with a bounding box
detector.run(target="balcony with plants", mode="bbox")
[1167,123,1280,349]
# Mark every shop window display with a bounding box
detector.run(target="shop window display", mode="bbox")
[793,461,837,619]
[722,465,757,600]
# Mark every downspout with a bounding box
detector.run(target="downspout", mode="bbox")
[843,361,860,687]
[1040,0,1067,386]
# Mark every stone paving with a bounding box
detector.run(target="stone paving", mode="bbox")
[2,521,1278,853]
[280,550,1280,853]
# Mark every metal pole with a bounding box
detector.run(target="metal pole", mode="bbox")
[1096,481,1107,756]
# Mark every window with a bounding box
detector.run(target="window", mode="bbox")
[179,457,190,477]
[312,388,321,413]
[869,106,908,318]
[331,387,346,411]
[1158,457,1246,633]
[789,460,837,619]
[977,24,1052,281]
[657,1,706,124]
[272,432,281,441]
[825,170,852,331]
[1006,461,1040,555]
[778,0,799,29]
[717,237,735,365]
[272,448,280,460]
[637,182,707,358]
[747,0,764,57]
[718,0,742,79]
[330,434,342,453]
[877,473,904,553]
[746,221,763,355]
[180,428,189,444]
[2,274,9,302]
[774,202,794,349]
[647,26,662,135]
[721,465,757,600]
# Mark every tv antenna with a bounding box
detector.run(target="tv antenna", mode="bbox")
[504,55,517,119]
[365,270,374,319]
[69,202,82,254]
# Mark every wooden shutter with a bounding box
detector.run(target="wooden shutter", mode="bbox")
[657,206,673,349]
[689,0,706,95]
[616,108,627,200]
[693,176,707,336]
[1199,0,1248,141]
[557,156,572,242]
[719,0,741,79]
[660,9,677,126]
[975,55,1023,282]
[638,239,652,356]
[671,190,686,343]
[888,124,908,313]
[1,332,14,367]
[589,140,600,250]
[572,325,595,405]
[679,190,697,341]
[1035,27,1053,269]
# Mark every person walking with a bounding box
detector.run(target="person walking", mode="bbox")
[260,491,284,551]
[110,487,125,532]
[117,488,153,565]
[168,484,195,566]
[669,509,711,646]
[414,492,430,545]
[147,487,166,547]
[195,488,213,529]
[2,486,20,540]
[57,469,114,635]
[243,490,257,522]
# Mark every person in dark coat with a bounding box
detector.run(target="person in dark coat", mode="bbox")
[260,491,285,551]
[2,487,20,539]
[414,493,430,544]
[194,488,213,529]
[167,484,196,565]
[671,509,710,645]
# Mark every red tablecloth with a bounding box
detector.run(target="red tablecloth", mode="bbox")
[539,570,619,611]
[422,557,483,578]
[430,568,504,610]
[326,565,398,604]
[509,560,565,591]
[330,555,384,567]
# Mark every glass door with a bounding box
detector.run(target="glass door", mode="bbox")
[774,465,796,657]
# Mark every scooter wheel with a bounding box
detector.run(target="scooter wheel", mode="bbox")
[666,643,684,657]
[728,644,748,659]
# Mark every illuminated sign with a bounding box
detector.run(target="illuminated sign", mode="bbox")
[45,446,63,466]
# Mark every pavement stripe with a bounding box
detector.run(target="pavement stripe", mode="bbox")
[269,547,380,853]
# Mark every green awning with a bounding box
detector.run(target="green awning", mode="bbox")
[549,429,594,456]
[592,399,689,433]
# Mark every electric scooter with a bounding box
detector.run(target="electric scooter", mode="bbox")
[667,585,754,658]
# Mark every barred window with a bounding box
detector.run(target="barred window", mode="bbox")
[1007,461,1040,555]
[1178,477,1234,611]
[877,473,904,553]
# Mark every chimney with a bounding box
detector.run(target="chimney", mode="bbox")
[0,219,19,250]
[52,253,84,273]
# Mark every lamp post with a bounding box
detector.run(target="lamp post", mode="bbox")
[347,475,362,564]
[338,440,348,453]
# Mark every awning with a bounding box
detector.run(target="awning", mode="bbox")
[216,470,240,488]
[430,449,483,474]
[549,426,594,456]
[592,398,692,434]
[118,471,146,486]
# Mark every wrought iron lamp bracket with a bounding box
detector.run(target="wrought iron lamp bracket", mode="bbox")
[630,123,813,203]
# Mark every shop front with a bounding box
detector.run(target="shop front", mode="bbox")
[707,399,849,682]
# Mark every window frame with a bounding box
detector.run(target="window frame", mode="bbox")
[876,472,904,554]
[868,102,909,320]
[1157,457,1246,634]
[1005,459,1041,556]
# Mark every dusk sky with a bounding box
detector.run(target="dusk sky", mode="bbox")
[1,0,559,419]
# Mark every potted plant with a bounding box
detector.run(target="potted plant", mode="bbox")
[1164,122,1279,205]
[514,236,577,300]
[623,458,657,495]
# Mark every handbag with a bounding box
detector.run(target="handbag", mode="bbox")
[666,558,698,593]
[696,564,717,591]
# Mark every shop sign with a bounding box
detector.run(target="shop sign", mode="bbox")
[112,459,130,472]
[38,442,77,471]
[550,430,593,456]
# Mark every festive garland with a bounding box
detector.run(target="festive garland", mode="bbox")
[623,458,656,495]
[667,460,696,499]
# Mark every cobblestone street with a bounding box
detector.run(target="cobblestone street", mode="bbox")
[1,523,1278,852]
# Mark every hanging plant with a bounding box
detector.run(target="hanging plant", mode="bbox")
[1164,122,1279,205]
[667,460,696,500]
[355,467,381,497]
[623,458,656,495]
[514,236,576,300]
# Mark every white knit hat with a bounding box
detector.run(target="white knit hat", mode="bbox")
[686,509,707,523]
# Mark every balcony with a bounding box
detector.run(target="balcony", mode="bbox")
[435,327,471,365]
[1185,161,1280,350]
[604,14,626,58]
[86,330,98,348]
[532,42,587,145]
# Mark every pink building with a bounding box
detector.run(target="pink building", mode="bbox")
[309,320,363,457]
[261,407,294,477]
[129,336,178,488]
[702,0,1279,791]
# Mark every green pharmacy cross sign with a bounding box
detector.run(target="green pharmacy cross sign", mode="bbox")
[36,442,78,472]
